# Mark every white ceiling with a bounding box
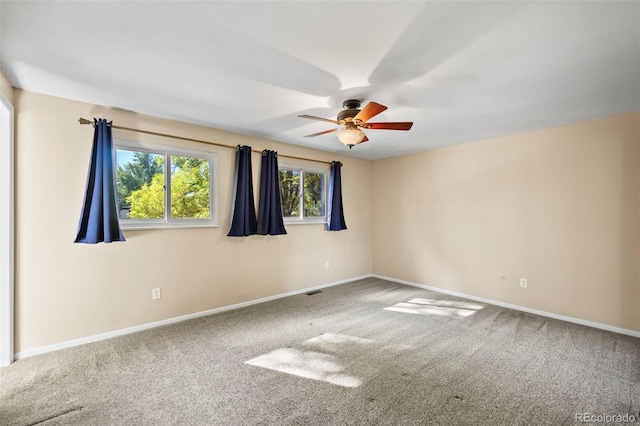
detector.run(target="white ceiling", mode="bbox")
[1,1,638,160]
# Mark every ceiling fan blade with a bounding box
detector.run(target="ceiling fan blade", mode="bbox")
[360,135,369,143]
[303,128,338,138]
[354,102,387,123]
[366,122,413,131]
[298,114,339,125]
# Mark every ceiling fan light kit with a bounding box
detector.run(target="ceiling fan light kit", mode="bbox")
[336,127,366,148]
[299,99,413,149]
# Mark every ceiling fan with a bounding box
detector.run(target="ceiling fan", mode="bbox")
[298,99,413,148]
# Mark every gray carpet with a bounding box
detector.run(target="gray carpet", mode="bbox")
[1,278,639,425]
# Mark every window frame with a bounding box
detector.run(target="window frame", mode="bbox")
[114,139,218,230]
[279,164,328,225]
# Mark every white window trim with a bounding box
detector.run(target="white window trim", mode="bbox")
[115,140,218,230]
[279,163,328,225]
[0,91,14,367]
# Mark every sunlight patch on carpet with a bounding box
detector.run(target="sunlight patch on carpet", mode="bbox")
[304,332,376,354]
[246,347,361,387]
[246,333,411,388]
[384,298,485,318]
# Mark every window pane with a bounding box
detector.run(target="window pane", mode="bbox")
[279,169,300,217]
[170,155,210,219]
[116,149,165,219]
[303,172,325,217]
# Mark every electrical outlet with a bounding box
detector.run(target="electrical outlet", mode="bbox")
[324,261,330,270]
[152,288,161,300]
[520,278,528,288]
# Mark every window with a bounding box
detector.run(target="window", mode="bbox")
[279,165,327,224]
[115,140,217,229]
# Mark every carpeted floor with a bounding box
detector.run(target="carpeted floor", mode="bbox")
[1,277,639,425]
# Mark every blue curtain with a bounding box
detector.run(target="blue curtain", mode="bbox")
[228,145,257,236]
[257,150,287,235]
[327,161,347,231]
[75,118,125,244]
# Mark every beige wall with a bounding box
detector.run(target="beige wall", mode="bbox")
[14,90,373,352]
[0,69,12,103]
[373,112,640,332]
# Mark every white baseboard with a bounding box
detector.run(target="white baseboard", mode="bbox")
[14,274,373,360]
[373,274,640,338]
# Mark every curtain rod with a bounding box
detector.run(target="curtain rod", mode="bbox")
[78,117,333,165]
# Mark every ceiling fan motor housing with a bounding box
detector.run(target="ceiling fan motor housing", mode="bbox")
[337,99,362,125]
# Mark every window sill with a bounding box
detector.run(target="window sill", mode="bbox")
[121,223,218,231]
[283,220,327,226]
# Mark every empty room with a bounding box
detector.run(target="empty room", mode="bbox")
[1,1,639,425]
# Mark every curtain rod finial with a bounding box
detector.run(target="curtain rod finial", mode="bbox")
[78,117,93,125]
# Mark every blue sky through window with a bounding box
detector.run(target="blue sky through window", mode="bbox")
[116,149,135,168]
